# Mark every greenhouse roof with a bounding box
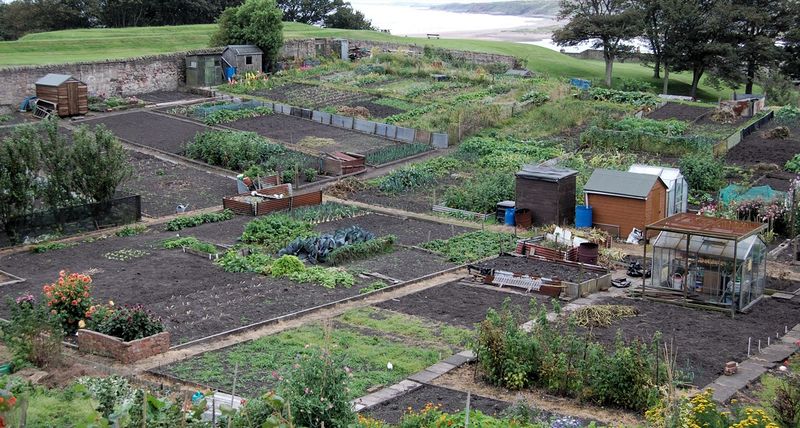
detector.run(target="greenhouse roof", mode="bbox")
[646,213,766,241]
[652,232,759,261]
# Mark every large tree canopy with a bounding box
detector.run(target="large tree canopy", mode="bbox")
[323,3,373,30]
[553,0,643,87]
[210,0,284,69]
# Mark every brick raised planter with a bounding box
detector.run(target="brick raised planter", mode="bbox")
[77,329,170,363]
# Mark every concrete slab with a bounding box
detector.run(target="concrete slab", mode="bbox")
[426,362,455,375]
[408,370,440,384]
[457,350,476,359]
[443,354,472,367]
[388,380,421,393]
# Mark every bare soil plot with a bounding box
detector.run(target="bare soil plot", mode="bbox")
[227,114,398,154]
[81,111,211,154]
[726,122,800,167]
[120,150,234,217]
[364,384,510,423]
[251,83,405,118]
[753,170,796,192]
[0,213,464,343]
[136,91,205,104]
[647,102,713,122]
[348,248,456,282]
[377,281,547,329]
[476,255,606,280]
[314,213,472,246]
[0,112,36,127]
[587,297,800,387]
[345,176,461,215]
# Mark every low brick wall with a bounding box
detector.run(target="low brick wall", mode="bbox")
[77,329,170,363]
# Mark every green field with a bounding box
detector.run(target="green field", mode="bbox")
[0,22,733,100]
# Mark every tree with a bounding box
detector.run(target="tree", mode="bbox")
[0,125,42,238]
[210,0,284,69]
[276,0,341,24]
[553,0,642,87]
[722,0,792,94]
[70,126,132,204]
[779,3,800,81]
[667,0,735,99]
[324,3,372,30]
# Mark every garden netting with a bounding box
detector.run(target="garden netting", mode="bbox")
[719,184,784,205]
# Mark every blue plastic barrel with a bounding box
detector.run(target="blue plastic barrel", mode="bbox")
[575,205,593,228]
[504,207,516,226]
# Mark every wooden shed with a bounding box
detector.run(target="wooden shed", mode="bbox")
[516,165,578,226]
[186,53,223,87]
[584,169,667,238]
[35,74,88,117]
[222,45,263,75]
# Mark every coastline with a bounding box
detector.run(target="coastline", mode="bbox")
[405,16,561,44]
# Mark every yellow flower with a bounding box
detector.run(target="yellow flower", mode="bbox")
[108,300,114,306]
[78,320,86,329]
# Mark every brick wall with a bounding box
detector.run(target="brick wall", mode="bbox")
[77,329,170,363]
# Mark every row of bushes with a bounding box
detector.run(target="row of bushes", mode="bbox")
[581,126,714,156]
[1,120,131,242]
[476,302,665,412]
[185,130,320,175]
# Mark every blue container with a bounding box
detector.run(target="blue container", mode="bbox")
[504,207,516,226]
[575,205,593,228]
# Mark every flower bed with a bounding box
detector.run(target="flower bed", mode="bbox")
[77,329,170,363]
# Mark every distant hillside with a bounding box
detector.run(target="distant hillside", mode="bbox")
[433,1,560,17]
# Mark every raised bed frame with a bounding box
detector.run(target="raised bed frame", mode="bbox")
[223,187,323,216]
[77,329,170,363]
[515,238,578,262]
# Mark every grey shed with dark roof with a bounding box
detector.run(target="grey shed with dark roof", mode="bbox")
[222,45,263,74]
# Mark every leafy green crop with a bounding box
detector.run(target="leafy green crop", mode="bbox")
[202,106,273,125]
[421,231,516,264]
[365,143,431,165]
[165,209,233,231]
[241,215,315,253]
[215,250,272,274]
[587,88,659,107]
[327,235,396,265]
[162,236,218,254]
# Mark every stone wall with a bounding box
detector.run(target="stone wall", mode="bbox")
[0,39,519,105]
[0,48,221,105]
[77,329,170,363]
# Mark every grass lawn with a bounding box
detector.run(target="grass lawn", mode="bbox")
[1,22,736,101]
[163,307,471,399]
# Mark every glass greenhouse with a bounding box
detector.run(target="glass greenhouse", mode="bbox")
[644,214,768,312]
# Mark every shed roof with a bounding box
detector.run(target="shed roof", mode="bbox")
[35,73,78,86]
[646,213,767,241]
[516,165,578,182]
[628,164,683,190]
[223,45,263,56]
[584,169,664,199]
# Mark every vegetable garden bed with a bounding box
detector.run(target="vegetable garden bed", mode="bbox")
[363,384,510,423]
[80,111,211,155]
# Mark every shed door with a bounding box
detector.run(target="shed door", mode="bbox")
[66,82,79,115]
[204,60,217,86]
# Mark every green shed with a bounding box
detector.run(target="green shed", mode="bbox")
[186,53,223,87]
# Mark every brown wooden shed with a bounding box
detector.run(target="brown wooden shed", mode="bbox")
[515,165,578,226]
[584,169,667,238]
[35,74,88,117]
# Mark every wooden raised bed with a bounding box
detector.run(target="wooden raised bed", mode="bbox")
[77,329,170,363]
[323,152,366,176]
[515,239,578,262]
[223,186,323,216]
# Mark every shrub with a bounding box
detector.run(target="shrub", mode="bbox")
[216,250,272,274]
[776,105,800,124]
[270,255,306,277]
[241,214,315,252]
[115,224,147,237]
[43,271,93,334]
[85,304,164,342]
[286,266,355,289]
[277,350,356,428]
[303,167,317,182]
[443,174,514,213]
[165,209,233,231]
[1,295,63,369]
[679,153,725,193]
[162,236,218,254]
[586,88,659,107]
[619,78,652,93]
[76,375,133,418]
[185,131,284,171]
[327,235,396,265]
[519,90,550,105]
[475,302,664,412]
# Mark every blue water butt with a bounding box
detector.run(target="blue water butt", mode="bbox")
[504,207,516,226]
[575,205,593,228]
